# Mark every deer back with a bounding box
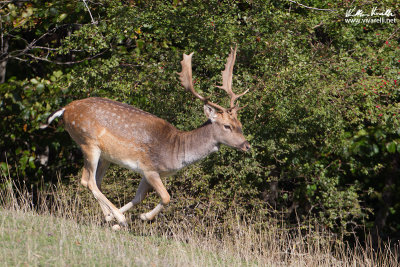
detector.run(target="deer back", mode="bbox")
[63,97,179,173]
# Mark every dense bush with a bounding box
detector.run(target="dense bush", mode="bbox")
[1,0,400,240]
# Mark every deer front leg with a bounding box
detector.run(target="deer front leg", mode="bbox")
[140,171,170,221]
[119,177,151,213]
[106,177,151,222]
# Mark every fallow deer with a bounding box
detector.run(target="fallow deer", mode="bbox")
[41,46,250,228]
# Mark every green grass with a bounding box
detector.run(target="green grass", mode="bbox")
[0,208,241,266]
[0,176,398,266]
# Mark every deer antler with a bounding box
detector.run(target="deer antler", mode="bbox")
[178,46,248,114]
[216,45,249,112]
[178,53,226,112]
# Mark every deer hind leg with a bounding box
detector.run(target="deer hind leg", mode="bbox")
[139,171,170,221]
[95,158,110,191]
[81,146,127,227]
[95,158,113,221]
[119,177,151,214]
[81,162,111,220]
[80,167,90,188]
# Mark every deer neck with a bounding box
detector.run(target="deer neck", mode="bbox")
[176,120,219,168]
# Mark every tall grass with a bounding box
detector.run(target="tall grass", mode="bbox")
[0,172,398,266]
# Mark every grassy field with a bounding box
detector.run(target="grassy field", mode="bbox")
[0,208,242,266]
[0,177,398,266]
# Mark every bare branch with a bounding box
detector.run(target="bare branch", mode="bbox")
[8,55,27,62]
[29,46,86,52]
[4,27,60,60]
[82,0,97,25]
[19,49,108,65]
[119,62,142,68]
[288,0,337,12]
[0,25,91,63]
[30,46,58,51]
[0,0,31,3]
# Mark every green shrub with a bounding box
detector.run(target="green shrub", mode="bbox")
[1,0,400,238]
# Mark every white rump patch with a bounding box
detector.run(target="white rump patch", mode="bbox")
[47,108,65,125]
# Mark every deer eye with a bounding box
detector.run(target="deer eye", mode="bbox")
[224,125,232,131]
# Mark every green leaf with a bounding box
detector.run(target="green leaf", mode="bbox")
[356,129,367,137]
[53,70,63,78]
[36,83,45,93]
[0,162,8,172]
[386,142,397,153]
[28,156,36,169]
[371,144,379,155]
[57,13,67,22]
[30,78,39,85]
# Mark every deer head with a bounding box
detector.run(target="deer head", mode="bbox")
[178,46,251,152]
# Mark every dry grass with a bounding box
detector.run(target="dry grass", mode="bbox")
[0,174,398,266]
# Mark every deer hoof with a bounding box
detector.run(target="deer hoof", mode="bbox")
[140,213,149,221]
[105,214,114,222]
[113,211,127,226]
[112,224,121,231]
[119,220,128,227]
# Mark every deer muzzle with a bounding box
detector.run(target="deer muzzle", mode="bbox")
[240,141,251,152]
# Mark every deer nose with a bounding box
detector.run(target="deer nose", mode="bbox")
[241,141,251,152]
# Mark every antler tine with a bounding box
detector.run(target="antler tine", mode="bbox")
[178,52,226,112]
[216,45,249,110]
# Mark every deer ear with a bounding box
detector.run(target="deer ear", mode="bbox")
[204,105,217,121]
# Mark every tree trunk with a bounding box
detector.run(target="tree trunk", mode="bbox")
[0,36,9,83]
[372,156,398,244]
